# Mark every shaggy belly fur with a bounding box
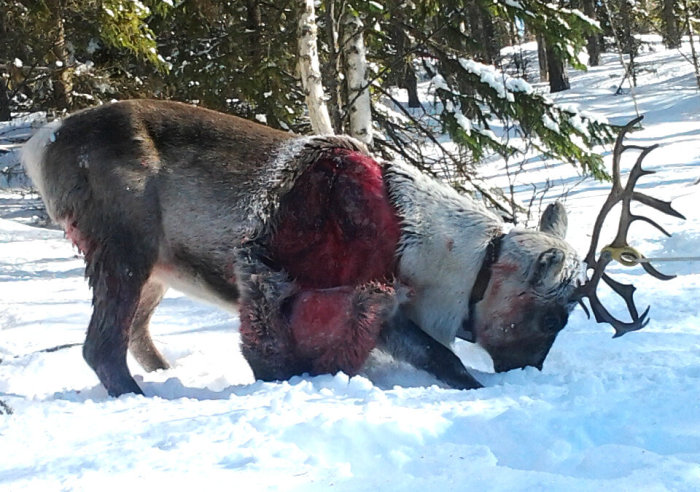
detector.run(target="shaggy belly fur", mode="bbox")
[237,148,402,379]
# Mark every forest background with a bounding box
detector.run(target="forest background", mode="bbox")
[1,0,699,216]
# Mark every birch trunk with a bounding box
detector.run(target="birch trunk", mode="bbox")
[342,11,372,146]
[323,1,343,133]
[298,0,334,135]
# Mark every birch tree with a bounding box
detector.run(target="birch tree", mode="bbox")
[342,11,372,146]
[298,0,334,135]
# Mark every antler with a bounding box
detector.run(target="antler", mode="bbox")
[574,115,686,337]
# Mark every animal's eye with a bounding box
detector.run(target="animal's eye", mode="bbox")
[542,311,568,333]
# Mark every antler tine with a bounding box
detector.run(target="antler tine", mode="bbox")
[611,116,645,184]
[641,262,676,281]
[579,279,650,337]
[632,192,686,220]
[583,116,645,266]
[573,250,650,336]
[602,273,644,324]
[574,115,685,337]
[630,213,673,238]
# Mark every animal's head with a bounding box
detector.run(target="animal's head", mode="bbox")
[468,202,583,372]
[468,116,685,373]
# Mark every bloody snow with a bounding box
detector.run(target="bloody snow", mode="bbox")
[1,39,699,491]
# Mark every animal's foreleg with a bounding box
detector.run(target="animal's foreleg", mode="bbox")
[379,309,483,390]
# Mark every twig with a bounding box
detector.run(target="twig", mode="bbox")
[0,399,12,415]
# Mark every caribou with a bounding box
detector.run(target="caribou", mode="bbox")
[21,101,683,396]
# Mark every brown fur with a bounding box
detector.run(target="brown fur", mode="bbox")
[27,101,298,395]
[23,99,581,396]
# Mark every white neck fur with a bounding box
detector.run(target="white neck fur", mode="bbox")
[384,162,503,346]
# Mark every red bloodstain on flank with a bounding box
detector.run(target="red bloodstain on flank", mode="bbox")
[289,286,388,375]
[291,288,355,356]
[270,149,401,289]
[265,150,400,375]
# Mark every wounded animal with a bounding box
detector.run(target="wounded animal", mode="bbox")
[22,100,628,396]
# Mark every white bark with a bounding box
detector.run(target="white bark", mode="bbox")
[298,0,334,135]
[342,12,372,146]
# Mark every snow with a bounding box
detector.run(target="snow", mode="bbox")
[2,40,700,490]
[459,59,516,101]
[542,113,560,134]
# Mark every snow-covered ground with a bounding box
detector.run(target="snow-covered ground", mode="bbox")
[1,41,699,491]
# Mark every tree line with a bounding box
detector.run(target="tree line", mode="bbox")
[1,1,697,216]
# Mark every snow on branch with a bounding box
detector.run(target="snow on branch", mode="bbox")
[430,55,614,179]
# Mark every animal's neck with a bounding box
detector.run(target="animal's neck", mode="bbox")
[384,162,503,346]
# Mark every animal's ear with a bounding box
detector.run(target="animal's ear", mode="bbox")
[538,201,568,239]
[530,248,566,286]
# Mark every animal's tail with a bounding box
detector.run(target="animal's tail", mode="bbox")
[21,119,63,218]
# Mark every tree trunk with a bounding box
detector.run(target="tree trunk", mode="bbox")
[661,0,682,49]
[0,6,11,120]
[619,0,637,86]
[537,34,549,82]
[391,21,420,108]
[480,9,499,64]
[298,0,334,135]
[404,69,420,108]
[245,1,262,57]
[467,4,499,64]
[47,0,73,110]
[322,1,343,133]
[681,0,700,88]
[582,0,601,66]
[546,44,570,92]
[342,11,372,146]
[0,77,10,121]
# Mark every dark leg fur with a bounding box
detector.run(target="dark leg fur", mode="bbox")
[379,309,483,390]
[82,222,158,397]
[128,279,169,372]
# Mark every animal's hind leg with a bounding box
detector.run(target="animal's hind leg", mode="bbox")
[82,224,158,397]
[128,279,169,372]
